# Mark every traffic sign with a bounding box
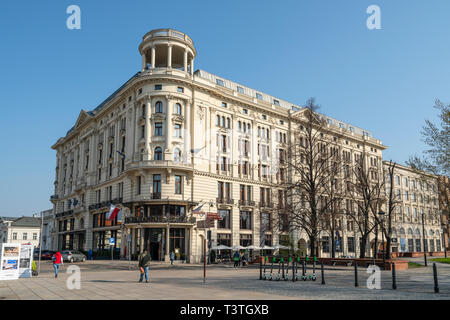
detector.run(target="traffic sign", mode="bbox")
[109,238,115,245]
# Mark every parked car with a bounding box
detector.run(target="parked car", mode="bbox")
[61,250,86,263]
[40,250,56,260]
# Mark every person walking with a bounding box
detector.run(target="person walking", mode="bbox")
[170,251,175,265]
[233,251,240,269]
[52,251,63,278]
[138,249,151,283]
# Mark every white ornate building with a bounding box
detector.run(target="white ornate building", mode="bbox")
[51,29,441,262]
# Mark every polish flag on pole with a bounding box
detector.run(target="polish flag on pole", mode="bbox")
[107,204,121,221]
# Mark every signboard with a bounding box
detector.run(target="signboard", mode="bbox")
[0,243,21,280]
[109,238,115,245]
[196,220,213,229]
[19,244,34,278]
[206,212,222,220]
[391,238,398,243]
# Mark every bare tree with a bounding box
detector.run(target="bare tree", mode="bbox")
[380,160,400,260]
[346,152,385,258]
[281,98,344,257]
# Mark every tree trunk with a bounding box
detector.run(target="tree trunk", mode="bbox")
[386,236,391,260]
[309,235,316,258]
[374,224,378,259]
[360,235,367,258]
[331,232,336,258]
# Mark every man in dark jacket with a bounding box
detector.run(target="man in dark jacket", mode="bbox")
[138,250,151,283]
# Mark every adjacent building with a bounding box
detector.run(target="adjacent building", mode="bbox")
[0,216,41,247]
[384,162,442,254]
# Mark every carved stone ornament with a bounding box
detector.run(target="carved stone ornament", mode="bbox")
[197,106,205,120]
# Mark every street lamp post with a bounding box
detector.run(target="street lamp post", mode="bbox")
[422,210,427,267]
[378,211,386,270]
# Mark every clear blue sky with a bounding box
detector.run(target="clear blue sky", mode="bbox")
[1,1,449,217]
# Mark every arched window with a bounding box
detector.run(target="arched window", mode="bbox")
[226,118,230,129]
[216,115,220,126]
[247,123,251,132]
[408,228,413,235]
[399,228,405,235]
[221,116,225,127]
[415,229,421,236]
[79,218,84,229]
[154,147,163,160]
[238,121,241,131]
[429,230,434,236]
[174,148,182,162]
[155,101,163,113]
[175,103,182,115]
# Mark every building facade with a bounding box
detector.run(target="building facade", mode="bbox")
[40,209,54,251]
[384,162,442,254]
[49,28,444,262]
[0,216,41,247]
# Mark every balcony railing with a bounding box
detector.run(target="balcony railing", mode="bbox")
[259,201,274,208]
[88,198,123,211]
[239,200,256,207]
[216,197,234,205]
[125,215,195,224]
[152,192,161,200]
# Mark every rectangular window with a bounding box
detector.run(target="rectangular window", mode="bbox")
[177,87,184,93]
[347,237,355,252]
[415,239,421,252]
[256,93,263,100]
[240,234,252,247]
[137,176,141,195]
[155,84,162,90]
[174,124,182,138]
[155,122,163,136]
[408,239,414,252]
[240,211,252,230]
[216,79,224,86]
[322,236,329,253]
[175,175,182,194]
[237,86,244,94]
[153,174,161,193]
[273,99,280,106]
[218,210,231,229]
[221,102,227,108]
[23,233,27,240]
[13,233,17,240]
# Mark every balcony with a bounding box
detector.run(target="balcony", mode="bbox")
[88,198,123,211]
[239,200,255,207]
[126,160,194,172]
[125,215,195,224]
[152,192,161,200]
[216,197,234,205]
[259,201,274,209]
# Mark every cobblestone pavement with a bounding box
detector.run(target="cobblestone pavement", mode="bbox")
[0,259,449,300]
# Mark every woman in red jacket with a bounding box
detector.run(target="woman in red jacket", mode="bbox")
[52,251,64,278]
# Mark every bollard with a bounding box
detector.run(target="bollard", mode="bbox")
[281,258,285,280]
[259,256,263,280]
[263,256,268,280]
[321,263,325,285]
[354,261,359,287]
[433,263,439,293]
[392,263,397,290]
[292,259,296,282]
[302,260,307,281]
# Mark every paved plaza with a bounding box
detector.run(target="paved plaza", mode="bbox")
[0,258,449,300]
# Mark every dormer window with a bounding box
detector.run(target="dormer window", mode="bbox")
[242,109,248,114]
[273,99,280,106]
[256,93,263,100]
[237,86,244,94]
[216,79,224,86]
